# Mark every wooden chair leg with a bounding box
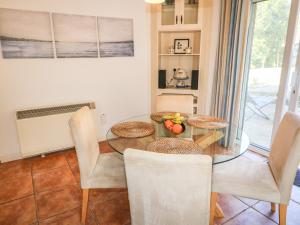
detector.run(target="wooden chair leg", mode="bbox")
[271,202,276,212]
[210,192,218,225]
[215,203,224,218]
[81,189,89,225]
[279,204,287,225]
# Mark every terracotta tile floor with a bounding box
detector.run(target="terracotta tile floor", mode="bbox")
[0,142,300,225]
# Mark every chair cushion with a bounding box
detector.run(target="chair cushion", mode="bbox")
[84,152,127,189]
[212,156,280,203]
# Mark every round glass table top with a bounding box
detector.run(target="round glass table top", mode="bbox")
[106,114,249,164]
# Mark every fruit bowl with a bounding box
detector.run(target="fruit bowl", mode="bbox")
[162,113,186,136]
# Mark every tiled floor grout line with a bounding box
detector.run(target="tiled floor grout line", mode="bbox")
[64,154,81,187]
[249,199,300,224]
[64,154,73,169]
[216,196,252,224]
[291,198,300,205]
[221,196,300,225]
[38,205,81,223]
[0,193,33,206]
[233,195,259,207]
[250,202,279,224]
[220,206,251,225]
[220,196,279,225]
[89,206,101,225]
[31,163,40,225]
[32,164,68,176]
[36,184,80,196]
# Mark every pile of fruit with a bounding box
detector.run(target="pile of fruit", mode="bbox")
[162,113,185,135]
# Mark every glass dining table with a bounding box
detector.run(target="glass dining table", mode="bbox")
[106,114,249,165]
[106,114,249,219]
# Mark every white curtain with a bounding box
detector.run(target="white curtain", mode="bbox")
[212,0,252,145]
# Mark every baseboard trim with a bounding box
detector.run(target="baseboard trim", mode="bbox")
[0,152,22,163]
[0,136,107,163]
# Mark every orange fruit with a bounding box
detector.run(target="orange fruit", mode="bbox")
[164,120,174,130]
[172,124,183,134]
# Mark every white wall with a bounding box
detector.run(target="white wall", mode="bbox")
[0,0,151,161]
[198,0,221,114]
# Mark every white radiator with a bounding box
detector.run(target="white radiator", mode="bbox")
[16,102,96,157]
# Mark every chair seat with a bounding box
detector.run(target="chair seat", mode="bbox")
[87,152,127,188]
[212,156,281,203]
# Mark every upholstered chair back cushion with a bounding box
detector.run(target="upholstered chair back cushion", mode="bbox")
[156,94,194,115]
[269,112,300,203]
[69,106,99,185]
[124,148,212,225]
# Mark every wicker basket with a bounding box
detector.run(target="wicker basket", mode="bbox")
[187,115,228,129]
[111,121,155,138]
[146,138,203,154]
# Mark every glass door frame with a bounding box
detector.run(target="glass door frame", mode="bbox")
[238,0,275,153]
[287,14,300,112]
[272,0,300,141]
[239,0,300,154]
[289,45,300,112]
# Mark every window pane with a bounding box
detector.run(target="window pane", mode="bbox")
[161,0,175,25]
[184,0,198,24]
[243,0,291,149]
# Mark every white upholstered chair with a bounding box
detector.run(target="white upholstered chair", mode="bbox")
[69,106,126,224]
[156,94,194,115]
[124,148,213,225]
[211,112,300,225]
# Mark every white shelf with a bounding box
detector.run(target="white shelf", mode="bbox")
[157,88,199,96]
[159,53,200,56]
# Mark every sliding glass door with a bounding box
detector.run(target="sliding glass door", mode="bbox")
[240,0,292,150]
[285,9,300,114]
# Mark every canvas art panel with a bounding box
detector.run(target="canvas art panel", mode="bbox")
[0,8,54,58]
[52,13,98,58]
[98,17,134,57]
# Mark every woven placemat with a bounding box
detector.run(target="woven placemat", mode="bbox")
[150,112,188,122]
[146,138,203,154]
[187,115,228,129]
[111,121,155,138]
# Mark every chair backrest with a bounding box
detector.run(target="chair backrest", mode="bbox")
[124,148,212,225]
[156,94,194,115]
[269,112,300,203]
[69,106,99,187]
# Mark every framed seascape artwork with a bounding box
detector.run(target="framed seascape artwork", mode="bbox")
[98,17,134,57]
[0,8,135,59]
[52,13,98,58]
[0,8,54,59]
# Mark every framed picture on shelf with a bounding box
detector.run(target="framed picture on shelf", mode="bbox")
[174,39,189,54]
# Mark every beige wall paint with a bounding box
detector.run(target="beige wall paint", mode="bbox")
[0,0,151,161]
[198,0,221,114]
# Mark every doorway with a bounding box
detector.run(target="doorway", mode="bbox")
[240,0,293,150]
